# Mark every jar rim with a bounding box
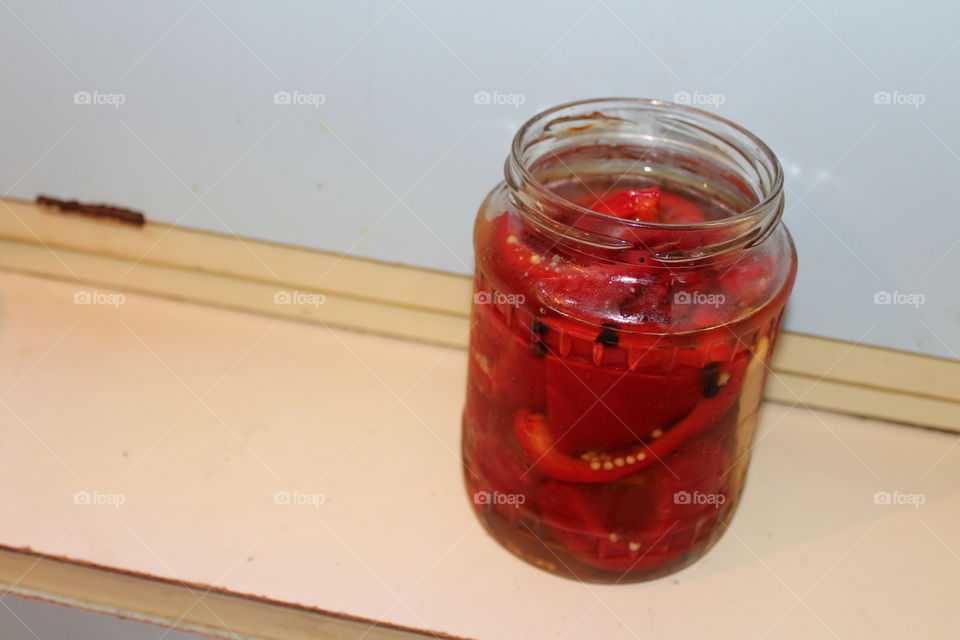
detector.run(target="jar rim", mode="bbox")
[508,97,784,233]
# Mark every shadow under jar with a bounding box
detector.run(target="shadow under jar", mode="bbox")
[462,98,797,583]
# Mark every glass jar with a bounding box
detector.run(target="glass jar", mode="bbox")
[462,98,797,583]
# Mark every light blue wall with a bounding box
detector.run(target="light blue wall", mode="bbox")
[0,593,208,640]
[1,1,957,358]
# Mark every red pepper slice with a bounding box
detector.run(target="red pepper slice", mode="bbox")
[484,212,558,288]
[715,251,776,309]
[617,278,672,326]
[543,355,702,454]
[469,295,547,410]
[538,476,665,553]
[512,353,748,483]
[538,475,698,573]
[571,540,690,574]
[484,197,721,329]
[485,212,642,321]
[584,189,712,261]
[577,187,662,222]
[657,191,706,224]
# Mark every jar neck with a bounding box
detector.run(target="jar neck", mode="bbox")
[503,98,784,265]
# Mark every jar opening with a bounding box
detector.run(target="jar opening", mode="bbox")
[504,98,784,263]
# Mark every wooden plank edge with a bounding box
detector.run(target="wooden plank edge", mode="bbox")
[0,238,471,350]
[0,546,469,640]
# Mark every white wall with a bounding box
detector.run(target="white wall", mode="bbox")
[1,0,957,358]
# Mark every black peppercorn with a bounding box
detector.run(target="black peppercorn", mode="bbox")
[701,362,722,398]
[530,340,548,358]
[596,323,619,347]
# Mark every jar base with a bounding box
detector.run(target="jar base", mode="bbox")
[467,475,739,584]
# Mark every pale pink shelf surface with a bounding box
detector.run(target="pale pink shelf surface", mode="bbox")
[0,271,957,639]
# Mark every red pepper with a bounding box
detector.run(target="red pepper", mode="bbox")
[657,191,706,224]
[485,199,724,331]
[537,475,698,574]
[543,354,702,454]
[715,252,776,309]
[484,213,557,288]
[512,352,748,483]
[571,540,690,574]
[592,189,713,261]
[469,294,547,410]
[531,425,736,573]
[577,187,662,222]
[538,476,666,554]
[486,212,641,321]
[617,278,672,326]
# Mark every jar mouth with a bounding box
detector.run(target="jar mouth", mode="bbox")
[504,97,784,262]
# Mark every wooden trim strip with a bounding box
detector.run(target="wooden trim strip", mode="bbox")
[2,198,469,317]
[765,372,960,432]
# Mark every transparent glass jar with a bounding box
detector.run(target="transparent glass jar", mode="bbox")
[462,98,797,583]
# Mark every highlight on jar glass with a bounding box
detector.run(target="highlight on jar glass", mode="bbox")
[462,98,797,583]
